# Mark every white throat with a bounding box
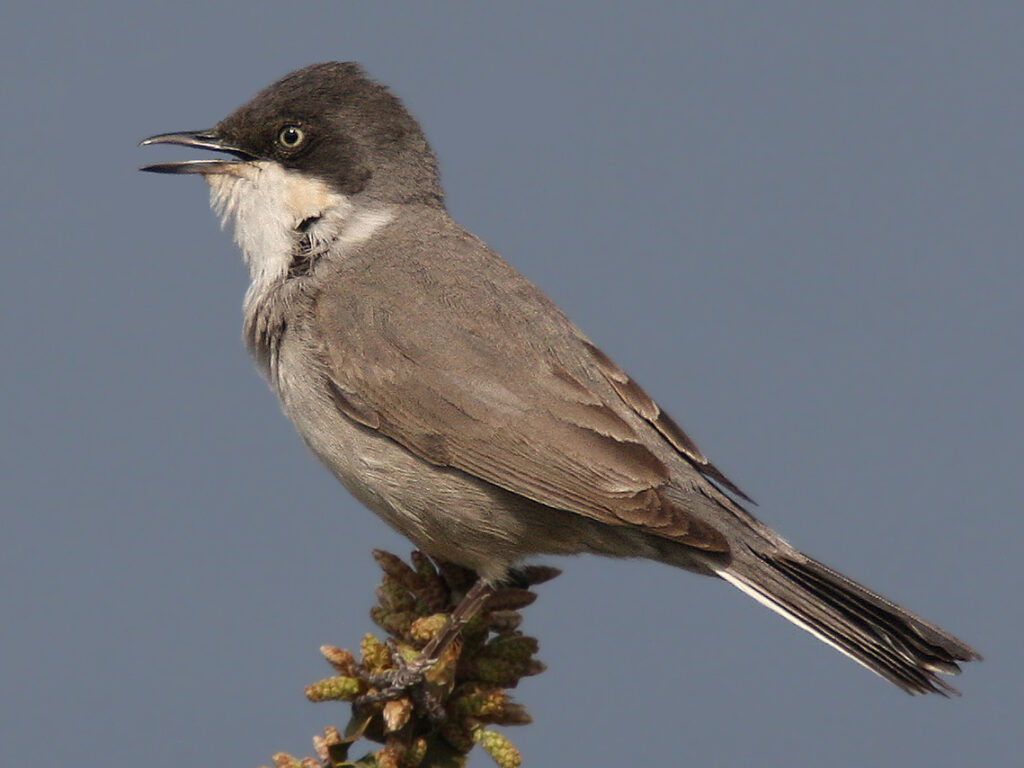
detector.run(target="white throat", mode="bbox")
[205,161,394,306]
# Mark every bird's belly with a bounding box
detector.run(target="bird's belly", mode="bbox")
[270,343,536,578]
[268,341,653,579]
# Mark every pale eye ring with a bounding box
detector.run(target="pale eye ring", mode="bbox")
[278,125,305,148]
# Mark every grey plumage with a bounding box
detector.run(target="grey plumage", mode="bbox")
[141,62,979,696]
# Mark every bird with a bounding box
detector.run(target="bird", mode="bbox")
[140,62,978,697]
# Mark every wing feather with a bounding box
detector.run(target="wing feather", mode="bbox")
[313,245,743,552]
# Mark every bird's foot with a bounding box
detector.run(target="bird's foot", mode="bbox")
[356,640,447,723]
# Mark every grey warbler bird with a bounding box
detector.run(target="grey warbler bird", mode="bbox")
[141,62,978,696]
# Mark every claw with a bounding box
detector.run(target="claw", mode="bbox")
[355,578,498,724]
[356,641,447,723]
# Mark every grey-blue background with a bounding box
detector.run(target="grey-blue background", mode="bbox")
[2,2,1020,766]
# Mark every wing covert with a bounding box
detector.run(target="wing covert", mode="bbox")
[313,258,738,552]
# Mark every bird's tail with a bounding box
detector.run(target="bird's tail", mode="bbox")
[715,544,980,695]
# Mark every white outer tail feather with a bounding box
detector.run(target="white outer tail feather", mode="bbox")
[716,569,903,689]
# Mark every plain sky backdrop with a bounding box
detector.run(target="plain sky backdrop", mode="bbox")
[2,2,1021,766]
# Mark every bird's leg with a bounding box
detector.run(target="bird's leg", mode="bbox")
[419,577,496,660]
[357,577,495,716]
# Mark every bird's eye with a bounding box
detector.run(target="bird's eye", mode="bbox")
[278,125,305,148]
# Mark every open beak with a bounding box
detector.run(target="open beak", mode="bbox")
[139,130,254,174]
